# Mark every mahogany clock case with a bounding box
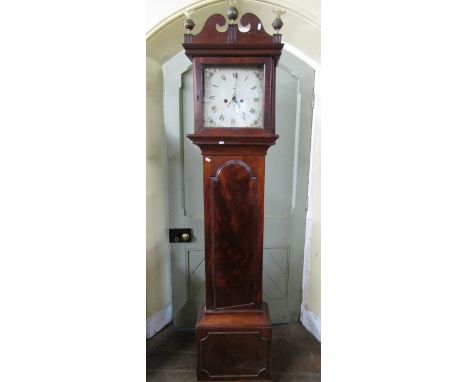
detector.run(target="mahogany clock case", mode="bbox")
[182,11,284,382]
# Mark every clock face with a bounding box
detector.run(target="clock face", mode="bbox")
[203,67,264,128]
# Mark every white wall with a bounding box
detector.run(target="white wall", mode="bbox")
[146,0,321,338]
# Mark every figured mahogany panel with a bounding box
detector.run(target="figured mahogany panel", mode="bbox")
[198,331,269,379]
[196,305,272,381]
[202,153,265,312]
[210,160,257,310]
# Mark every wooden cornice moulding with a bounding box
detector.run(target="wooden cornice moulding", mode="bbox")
[187,133,278,145]
[187,135,279,156]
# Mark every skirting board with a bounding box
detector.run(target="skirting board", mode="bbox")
[300,304,321,342]
[146,304,173,339]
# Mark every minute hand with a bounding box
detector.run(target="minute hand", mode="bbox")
[230,75,239,105]
[233,75,238,96]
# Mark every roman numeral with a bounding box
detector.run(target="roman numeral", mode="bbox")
[232,72,238,78]
[250,108,256,114]
[244,75,248,81]
[221,74,226,81]
[251,86,257,90]
[219,114,224,121]
[211,106,217,112]
[209,96,215,100]
[242,112,247,120]
[212,84,218,87]
[253,97,259,102]
[231,118,236,125]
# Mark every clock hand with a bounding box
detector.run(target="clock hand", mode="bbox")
[228,75,240,108]
[232,75,238,98]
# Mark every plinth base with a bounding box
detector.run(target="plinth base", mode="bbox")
[196,303,272,381]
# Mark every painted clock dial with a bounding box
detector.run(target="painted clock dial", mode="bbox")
[203,67,264,128]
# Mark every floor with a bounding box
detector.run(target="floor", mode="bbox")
[147,323,321,381]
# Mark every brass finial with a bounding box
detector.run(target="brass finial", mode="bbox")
[183,9,195,33]
[272,9,285,32]
[226,0,239,24]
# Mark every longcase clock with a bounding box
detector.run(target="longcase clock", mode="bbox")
[182,5,284,381]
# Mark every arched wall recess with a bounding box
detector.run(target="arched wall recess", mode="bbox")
[146,0,321,340]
